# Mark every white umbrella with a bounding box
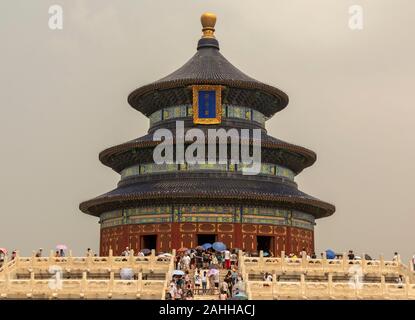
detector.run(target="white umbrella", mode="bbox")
[120,268,134,280]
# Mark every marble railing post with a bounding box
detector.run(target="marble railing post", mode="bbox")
[281,251,286,273]
[5,270,10,296]
[259,250,264,270]
[137,272,142,299]
[380,254,385,274]
[342,252,347,272]
[109,271,114,295]
[67,250,73,269]
[108,249,114,271]
[301,251,307,271]
[30,251,36,271]
[361,253,366,274]
[29,271,35,298]
[272,272,276,299]
[381,275,386,297]
[129,250,135,269]
[15,250,20,268]
[322,251,327,273]
[405,275,410,298]
[81,271,87,296]
[150,249,156,271]
[328,273,333,298]
[300,273,306,297]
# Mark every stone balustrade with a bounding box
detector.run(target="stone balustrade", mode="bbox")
[0,277,166,299]
[246,278,415,300]
[241,251,411,275]
[0,249,176,300]
[242,251,415,300]
[1,249,413,300]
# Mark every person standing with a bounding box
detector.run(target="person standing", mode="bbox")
[224,249,231,269]
[122,247,130,257]
[201,271,207,295]
[194,269,201,294]
[35,248,43,257]
[182,254,191,271]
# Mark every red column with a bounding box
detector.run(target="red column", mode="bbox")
[171,223,181,249]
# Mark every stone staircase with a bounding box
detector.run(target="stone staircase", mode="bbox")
[190,268,230,300]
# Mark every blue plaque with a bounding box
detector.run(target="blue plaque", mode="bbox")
[192,85,222,124]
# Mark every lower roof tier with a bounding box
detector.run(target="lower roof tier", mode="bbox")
[98,129,317,175]
[79,174,335,219]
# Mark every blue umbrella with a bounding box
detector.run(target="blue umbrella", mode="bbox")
[212,242,226,252]
[172,270,185,276]
[140,249,151,255]
[325,249,336,259]
[202,243,212,250]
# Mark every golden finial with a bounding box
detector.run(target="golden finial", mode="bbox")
[201,12,216,39]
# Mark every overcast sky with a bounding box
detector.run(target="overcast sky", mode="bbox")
[0,0,414,261]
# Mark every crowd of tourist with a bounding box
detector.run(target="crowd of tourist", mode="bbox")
[165,246,246,300]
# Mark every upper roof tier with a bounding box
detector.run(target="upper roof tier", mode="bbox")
[127,13,289,118]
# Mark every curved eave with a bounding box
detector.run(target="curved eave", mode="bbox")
[127,79,289,117]
[98,138,316,173]
[79,178,335,219]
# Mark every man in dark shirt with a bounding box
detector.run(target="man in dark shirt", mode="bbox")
[347,250,355,260]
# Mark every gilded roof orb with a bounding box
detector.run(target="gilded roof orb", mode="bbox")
[201,12,217,29]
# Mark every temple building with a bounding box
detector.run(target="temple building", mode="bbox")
[79,13,335,256]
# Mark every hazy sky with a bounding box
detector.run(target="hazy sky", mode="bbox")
[0,0,414,261]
